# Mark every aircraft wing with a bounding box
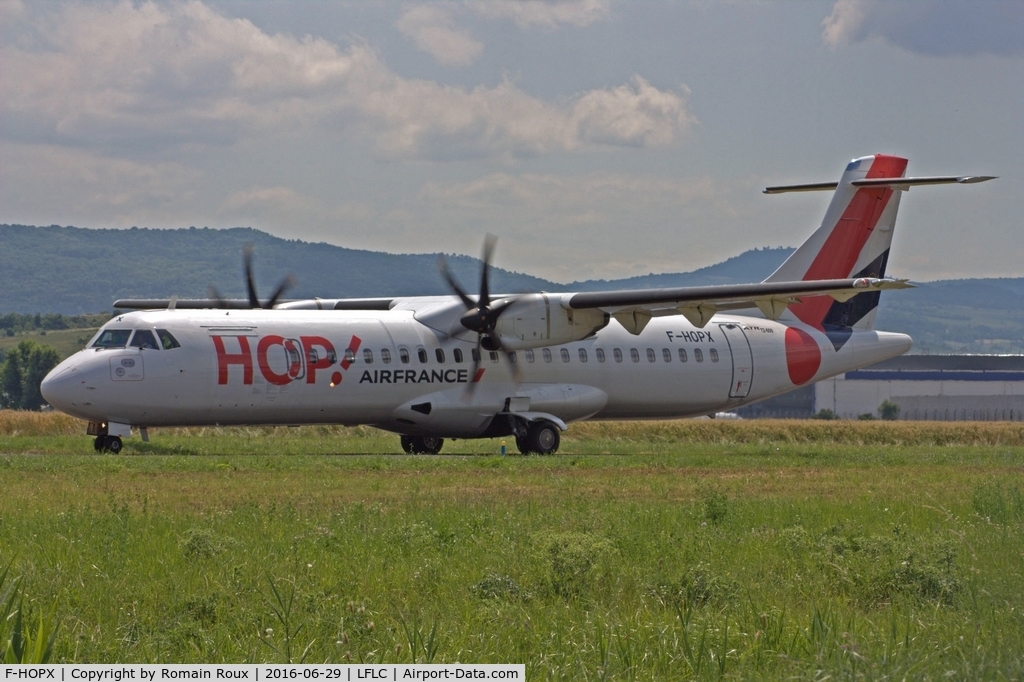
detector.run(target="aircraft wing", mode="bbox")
[113,297,396,310]
[565,277,912,332]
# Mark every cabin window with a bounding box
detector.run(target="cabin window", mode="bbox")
[129,330,160,350]
[560,348,571,363]
[710,348,719,363]
[525,349,535,363]
[694,348,704,363]
[91,329,132,349]
[435,348,445,363]
[399,347,410,364]
[613,348,623,363]
[156,329,180,350]
[453,348,463,363]
[678,348,688,363]
[646,348,656,363]
[630,348,640,363]
[472,348,481,362]
[363,348,374,364]
[508,351,517,364]
[662,348,672,363]
[381,348,392,364]
[596,348,605,363]
[578,348,588,363]
[344,348,356,365]
[418,347,428,363]
[542,348,552,363]
[489,351,499,363]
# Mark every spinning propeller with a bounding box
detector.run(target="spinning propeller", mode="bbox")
[209,245,296,309]
[438,235,521,391]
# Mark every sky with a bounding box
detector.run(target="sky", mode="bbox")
[1,0,1021,283]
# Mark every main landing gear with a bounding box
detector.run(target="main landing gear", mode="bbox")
[93,435,123,453]
[515,420,560,456]
[401,435,444,454]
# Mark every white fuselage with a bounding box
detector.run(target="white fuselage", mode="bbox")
[41,307,911,438]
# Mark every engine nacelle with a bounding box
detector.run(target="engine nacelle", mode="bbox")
[492,293,608,350]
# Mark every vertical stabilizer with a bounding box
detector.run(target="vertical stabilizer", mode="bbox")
[766,154,907,336]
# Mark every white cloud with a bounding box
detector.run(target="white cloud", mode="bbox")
[467,0,610,29]
[822,0,1024,56]
[396,4,483,66]
[0,0,692,161]
[821,0,869,49]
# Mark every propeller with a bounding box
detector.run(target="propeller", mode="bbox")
[209,244,296,309]
[438,235,521,391]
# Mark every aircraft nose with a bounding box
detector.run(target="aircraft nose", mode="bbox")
[41,362,84,411]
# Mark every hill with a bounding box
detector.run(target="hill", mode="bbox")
[2,224,1023,353]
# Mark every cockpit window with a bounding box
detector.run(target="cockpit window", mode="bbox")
[90,329,132,349]
[129,330,160,350]
[156,329,181,350]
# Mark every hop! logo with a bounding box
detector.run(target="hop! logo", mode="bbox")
[212,334,361,387]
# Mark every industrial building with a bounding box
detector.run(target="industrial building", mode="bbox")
[737,355,1024,421]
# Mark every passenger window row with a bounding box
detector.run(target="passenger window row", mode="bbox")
[351,345,719,366]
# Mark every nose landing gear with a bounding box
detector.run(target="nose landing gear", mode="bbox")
[93,435,123,453]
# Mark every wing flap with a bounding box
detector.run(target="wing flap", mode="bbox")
[568,278,913,330]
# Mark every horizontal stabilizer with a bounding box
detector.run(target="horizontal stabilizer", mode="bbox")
[764,175,996,194]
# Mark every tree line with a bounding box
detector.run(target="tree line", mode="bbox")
[0,311,111,337]
[0,340,60,410]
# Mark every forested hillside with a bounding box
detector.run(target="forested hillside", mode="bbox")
[2,224,1022,353]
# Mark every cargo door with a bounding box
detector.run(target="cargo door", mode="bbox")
[719,323,753,399]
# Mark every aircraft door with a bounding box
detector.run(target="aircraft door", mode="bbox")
[719,323,753,399]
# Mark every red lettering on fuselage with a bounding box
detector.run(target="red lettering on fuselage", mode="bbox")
[213,335,254,385]
[301,335,337,384]
[213,334,357,387]
[257,335,293,386]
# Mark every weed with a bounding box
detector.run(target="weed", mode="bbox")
[537,532,614,598]
[471,573,523,601]
[701,489,729,525]
[972,482,1024,524]
[181,528,219,559]
[0,562,58,664]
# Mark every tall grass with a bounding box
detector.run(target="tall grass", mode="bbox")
[3,410,1024,447]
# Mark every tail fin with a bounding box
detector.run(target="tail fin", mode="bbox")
[765,154,908,335]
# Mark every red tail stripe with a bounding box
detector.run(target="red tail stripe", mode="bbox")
[791,155,907,329]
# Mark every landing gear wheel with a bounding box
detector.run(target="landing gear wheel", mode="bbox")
[517,421,560,455]
[103,436,123,454]
[94,435,105,452]
[400,435,444,454]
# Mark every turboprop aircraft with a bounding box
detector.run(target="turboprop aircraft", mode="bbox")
[41,155,994,455]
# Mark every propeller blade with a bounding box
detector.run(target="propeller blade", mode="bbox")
[265,274,297,309]
[496,338,523,385]
[208,285,230,309]
[462,337,483,398]
[243,245,260,309]
[438,256,476,310]
[479,234,496,308]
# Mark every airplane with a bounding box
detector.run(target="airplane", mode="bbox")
[40,155,994,455]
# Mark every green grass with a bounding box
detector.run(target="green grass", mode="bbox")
[2,416,1024,677]
[0,327,98,359]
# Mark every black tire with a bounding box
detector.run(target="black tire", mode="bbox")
[514,435,528,455]
[401,435,444,454]
[519,421,560,455]
[105,436,123,454]
[417,436,444,455]
[94,435,105,452]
